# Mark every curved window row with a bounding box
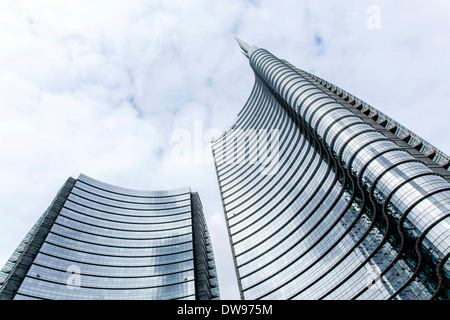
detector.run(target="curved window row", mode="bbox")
[74,182,191,205]
[71,186,191,210]
[77,174,191,198]
[45,232,193,258]
[26,264,195,289]
[58,208,192,232]
[16,276,195,300]
[67,194,191,214]
[51,222,192,244]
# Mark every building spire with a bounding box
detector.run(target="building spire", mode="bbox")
[235,37,257,58]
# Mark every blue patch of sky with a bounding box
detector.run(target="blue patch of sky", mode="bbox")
[314,34,323,47]
[152,147,165,160]
[230,21,240,35]
[247,0,261,6]
[127,95,144,118]
[168,91,195,116]
[314,34,324,56]
[205,77,214,87]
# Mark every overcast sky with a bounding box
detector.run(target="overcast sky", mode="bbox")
[1,0,449,300]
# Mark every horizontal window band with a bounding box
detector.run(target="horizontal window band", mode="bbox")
[299,96,337,122]
[14,292,196,301]
[42,240,194,259]
[76,179,191,199]
[31,262,194,279]
[57,212,192,233]
[68,192,191,212]
[367,158,429,201]
[323,116,366,150]
[65,198,190,218]
[23,274,195,291]
[52,222,193,241]
[73,185,191,206]
[62,204,192,225]
[48,230,193,250]
[36,251,194,268]
[11,293,44,300]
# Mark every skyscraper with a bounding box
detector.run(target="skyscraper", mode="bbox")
[0,174,219,300]
[211,39,450,300]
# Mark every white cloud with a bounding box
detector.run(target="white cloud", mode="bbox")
[1,0,449,300]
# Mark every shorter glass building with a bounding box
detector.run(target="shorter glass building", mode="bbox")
[0,174,219,300]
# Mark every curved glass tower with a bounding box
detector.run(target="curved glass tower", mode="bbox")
[212,39,450,300]
[0,174,219,300]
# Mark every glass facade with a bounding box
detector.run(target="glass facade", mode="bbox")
[0,174,219,300]
[212,41,450,300]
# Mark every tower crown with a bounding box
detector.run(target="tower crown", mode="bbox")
[234,37,257,58]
